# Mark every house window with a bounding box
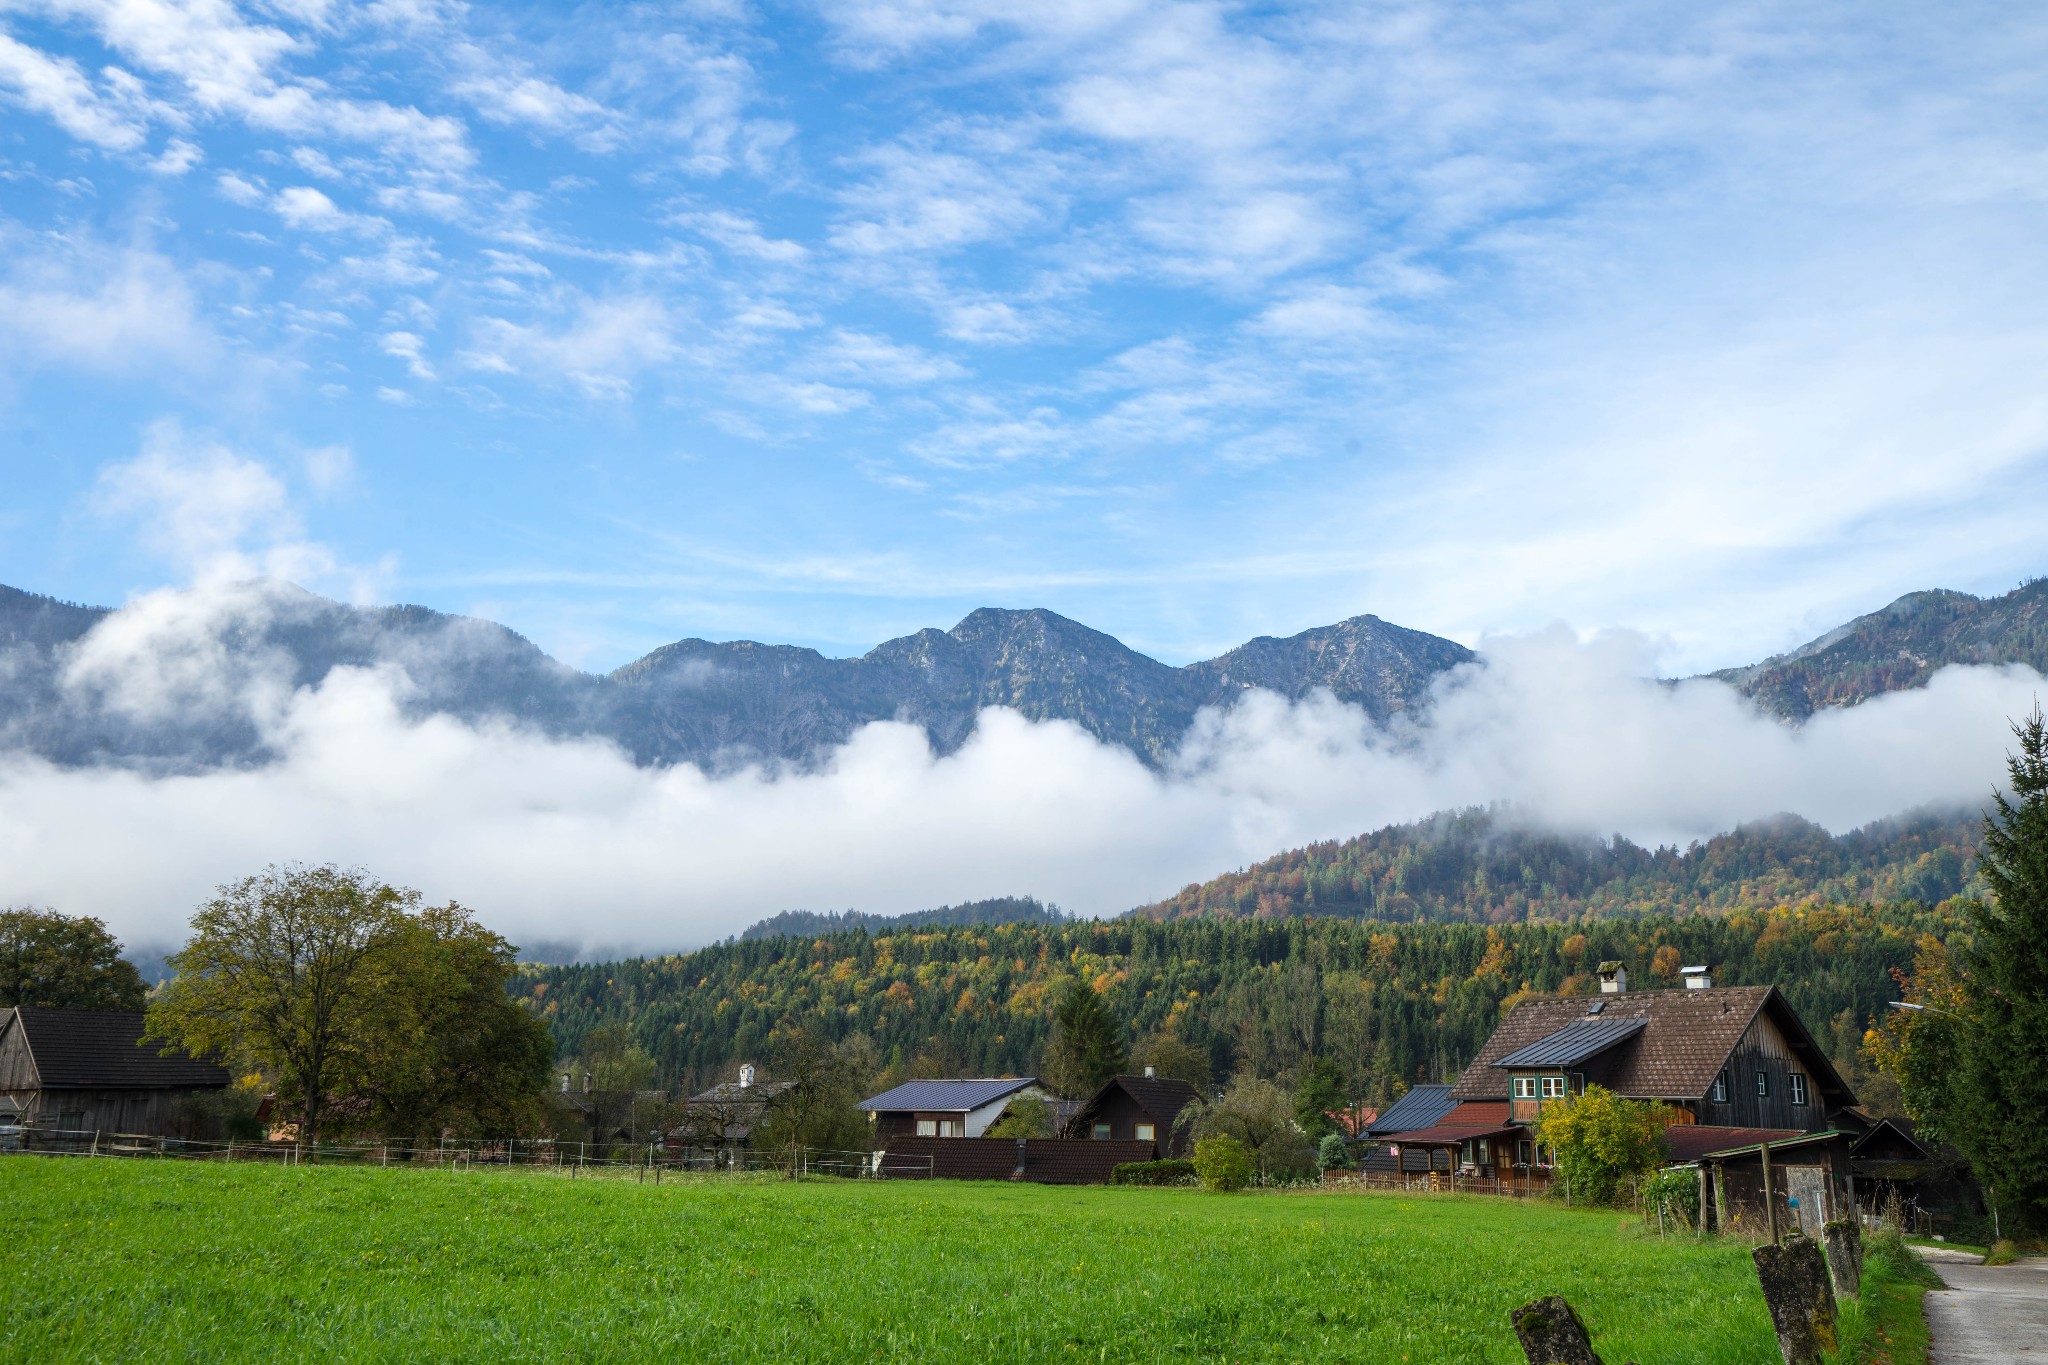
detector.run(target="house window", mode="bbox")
[1541,1076,1567,1100]
[1790,1074,1808,1106]
[1092,1123,1112,1140]
[1516,1140,1533,1167]
[938,1119,961,1137]
[1570,1072,1585,1096]
[1513,1076,1538,1099]
[1756,1071,1771,1098]
[1135,1123,1155,1142]
[1535,1143,1555,1168]
[58,1111,85,1132]
[916,1119,937,1137]
[1712,1070,1728,1103]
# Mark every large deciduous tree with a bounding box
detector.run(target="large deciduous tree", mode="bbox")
[146,866,550,1148]
[1178,1075,1316,1180]
[1041,976,1127,1098]
[0,908,147,1010]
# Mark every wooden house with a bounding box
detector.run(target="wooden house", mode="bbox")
[1447,978,1864,1225]
[1064,1071,1201,1157]
[668,1063,797,1164]
[857,1078,1052,1143]
[0,1007,229,1138]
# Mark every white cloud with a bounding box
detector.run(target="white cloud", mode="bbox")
[379,328,434,379]
[0,589,2035,956]
[272,183,387,234]
[811,329,968,385]
[460,294,676,399]
[89,421,306,582]
[0,29,151,149]
[0,232,210,372]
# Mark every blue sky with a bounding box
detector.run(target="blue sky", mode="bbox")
[5,0,2048,675]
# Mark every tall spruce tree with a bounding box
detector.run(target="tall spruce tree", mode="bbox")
[1041,977,1127,1098]
[1966,707,2048,1231]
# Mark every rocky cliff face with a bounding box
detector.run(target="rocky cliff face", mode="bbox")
[0,583,1474,772]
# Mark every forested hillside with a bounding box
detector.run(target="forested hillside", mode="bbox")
[1710,579,2048,719]
[740,896,1067,941]
[1132,806,1980,923]
[526,902,1961,1103]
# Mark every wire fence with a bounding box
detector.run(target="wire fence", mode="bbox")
[0,1125,906,1180]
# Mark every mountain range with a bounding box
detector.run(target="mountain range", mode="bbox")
[2,576,2043,772]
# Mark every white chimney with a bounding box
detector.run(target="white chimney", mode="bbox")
[1682,967,1712,990]
[1597,961,1628,994]
[739,1063,756,1089]
[1144,1065,1156,1079]
[560,1072,570,1095]
[582,1071,592,1095]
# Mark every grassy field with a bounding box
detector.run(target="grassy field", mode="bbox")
[1,1159,1786,1364]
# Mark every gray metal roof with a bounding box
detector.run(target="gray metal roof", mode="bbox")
[1490,1017,1646,1070]
[858,1078,1038,1113]
[1365,1083,1457,1136]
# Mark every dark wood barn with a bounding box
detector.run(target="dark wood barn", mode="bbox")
[0,1007,230,1138]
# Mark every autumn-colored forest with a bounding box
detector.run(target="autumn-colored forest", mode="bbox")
[528,900,1962,1103]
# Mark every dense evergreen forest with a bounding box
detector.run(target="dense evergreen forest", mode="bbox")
[1132,807,1981,923]
[740,897,1067,941]
[526,901,1963,1104]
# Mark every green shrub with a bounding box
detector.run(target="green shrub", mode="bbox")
[1640,1167,1699,1225]
[1316,1132,1350,1172]
[1110,1159,1197,1187]
[1193,1135,1255,1192]
[1984,1238,2020,1266]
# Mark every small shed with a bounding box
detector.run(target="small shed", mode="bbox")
[0,1006,229,1138]
[1064,1072,1201,1157]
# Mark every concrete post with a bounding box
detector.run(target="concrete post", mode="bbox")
[1822,1220,1863,1300]
[1761,1141,1779,1244]
[1752,1236,1839,1365]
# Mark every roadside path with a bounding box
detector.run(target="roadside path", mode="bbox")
[1918,1247,2048,1363]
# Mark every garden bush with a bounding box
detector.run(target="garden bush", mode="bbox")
[1110,1159,1197,1187]
[1193,1135,1255,1191]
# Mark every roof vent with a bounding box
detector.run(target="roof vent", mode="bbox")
[1597,961,1628,994]
[1144,1065,1156,1079]
[1682,966,1712,990]
[739,1063,756,1089]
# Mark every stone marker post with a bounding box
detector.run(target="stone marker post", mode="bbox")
[1822,1219,1863,1299]
[1509,1296,1635,1365]
[1752,1235,1839,1365]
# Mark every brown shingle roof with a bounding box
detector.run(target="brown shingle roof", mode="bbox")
[1388,1102,1519,1146]
[1449,985,1776,1103]
[1068,1074,1201,1133]
[7,1007,230,1090]
[1663,1125,1803,1164]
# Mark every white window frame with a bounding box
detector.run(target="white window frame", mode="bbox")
[1513,1076,1538,1099]
[1712,1070,1728,1103]
[916,1119,937,1137]
[1541,1076,1568,1100]
[1135,1122,1155,1142]
[1789,1073,1808,1106]
[1756,1070,1771,1098]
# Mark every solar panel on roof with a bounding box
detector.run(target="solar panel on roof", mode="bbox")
[1489,1017,1647,1069]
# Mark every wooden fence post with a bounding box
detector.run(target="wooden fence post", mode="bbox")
[1761,1141,1779,1245]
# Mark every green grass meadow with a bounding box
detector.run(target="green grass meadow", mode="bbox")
[1,1158,1785,1363]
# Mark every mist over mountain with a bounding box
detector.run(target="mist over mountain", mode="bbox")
[1710,579,2048,719]
[0,581,1469,772]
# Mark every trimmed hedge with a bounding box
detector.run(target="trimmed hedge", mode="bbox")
[1110,1159,1198,1187]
